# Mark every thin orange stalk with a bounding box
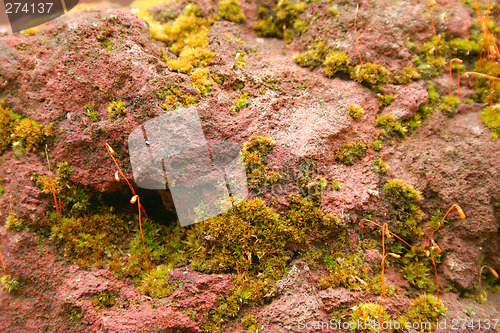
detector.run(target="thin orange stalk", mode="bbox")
[426,204,465,246]
[105,143,150,221]
[449,58,463,103]
[132,195,150,273]
[354,4,363,65]
[45,145,61,221]
[464,71,500,80]
[0,245,7,275]
[427,0,438,57]
[430,247,440,298]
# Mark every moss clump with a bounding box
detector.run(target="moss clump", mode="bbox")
[348,104,364,119]
[242,135,281,190]
[108,100,126,121]
[293,40,328,70]
[150,4,211,55]
[219,0,245,23]
[231,92,250,114]
[0,104,15,154]
[5,214,24,231]
[91,290,118,310]
[372,139,383,151]
[253,0,308,42]
[319,251,366,290]
[377,93,394,110]
[480,104,500,140]
[413,35,447,79]
[371,158,389,174]
[156,86,198,110]
[335,141,367,165]
[166,46,214,74]
[392,66,421,84]
[138,265,176,298]
[193,198,296,274]
[0,274,20,293]
[350,303,391,333]
[241,313,259,332]
[350,63,391,89]
[5,110,53,153]
[384,179,423,239]
[50,211,130,267]
[399,294,445,332]
[438,96,461,116]
[323,51,350,77]
[190,68,213,97]
[375,115,408,138]
[84,103,98,122]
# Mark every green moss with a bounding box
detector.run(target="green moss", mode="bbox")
[190,68,213,97]
[156,86,198,110]
[372,139,383,151]
[384,179,423,239]
[84,103,99,122]
[138,265,176,298]
[323,51,350,77]
[401,261,433,290]
[392,66,421,84]
[108,100,127,121]
[91,290,118,310]
[11,117,53,152]
[241,313,259,332]
[415,35,447,78]
[219,0,245,23]
[473,60,500,104]
[293,40,328,70]
[335,141,367,165]
[481,104,500,140]
[50,211,130,267]
[350,63,391,89]
[242,135,281,190]
[165,47,214,74]
[0,274,19,293]
[231,92,250,114]
[5,214,24,231]
[399,294,445,332]
[253,0,308,42]
[150,4,211,55]
[235,51,247,68]
[438,96,461,116]
[428,209,447,230]
[375,115,408,138]
[348,104,364,119]
[376,94,394,110]
[350,303,391,332]
[371,158,389,174]
[319,251,366,290]
[66,305,83,323]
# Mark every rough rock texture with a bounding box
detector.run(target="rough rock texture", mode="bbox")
[0,0,498,331]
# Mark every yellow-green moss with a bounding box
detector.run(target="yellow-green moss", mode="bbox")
[231,92,250,114]
[438,96,461,116]
[156,86,198,110]
[377,93,394,110]
[348,104,364,119]
[371,158,389,174]
[323,51,350,77]
[350,63,391,89]
[0,274,19,293]
[0,104,16,153]
[84,103,99,122]
[319,251,366,290]
[138,265,177,298]
[108,100,127,121]
[375,114,408,138]
[398,294,445,332]
[473,59,500,104]
[350,303,391,333]
[165,46,214,74]
[91,290,118,310]
[5,214,24,231]
[190,68,213,97]
[384,179,423,239]
[293,40,328,70]
[480,104,500,140]
[241,135,281,190]
[253,0,308,42]
[150,4,211,55]
[335,141,367,165]
[219,0,245,23]
[392,66,421,84]
[372,139,383,151]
